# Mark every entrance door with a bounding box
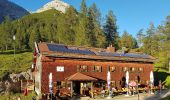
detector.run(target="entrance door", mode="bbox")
[121,76,126,88]
[73,81,80,94]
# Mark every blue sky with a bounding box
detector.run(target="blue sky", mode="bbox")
[10,0,170,37]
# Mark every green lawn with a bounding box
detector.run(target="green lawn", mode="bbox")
[0,91,37,100]
[0,51,32,79]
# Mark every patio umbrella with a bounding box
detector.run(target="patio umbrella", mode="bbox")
[129,81,137,87]
[126,71,129,85]
[49,73,53,93]
[150,71,154,94]
[107,71,111,98]
[107,71,111,90]
[150,71,154,84]
[125,71,129,96]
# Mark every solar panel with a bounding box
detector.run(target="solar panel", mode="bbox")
[48,44,68,52]
[47,44,95,55]
[47,44,150,58]
[98,52,150,59]
[122,53,150,58]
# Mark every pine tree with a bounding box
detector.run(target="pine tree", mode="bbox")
[64,6,78,45]
[104,10,119,49]
[80,0,88,16]
[74,15,89,46]
[143,22,156,55]
[86,3,105,47]
[120,31,137,49]
[136,29,144,47]
[29,28,41,50]
[90,3,101,25]
[0,17,13,51]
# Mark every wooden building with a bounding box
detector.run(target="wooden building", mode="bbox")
[32,42,155,96]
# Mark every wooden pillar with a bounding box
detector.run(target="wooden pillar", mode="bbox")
[91,81,93,98]
[71,81,73,97]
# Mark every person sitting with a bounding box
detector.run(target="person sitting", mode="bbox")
[111,87,117,96]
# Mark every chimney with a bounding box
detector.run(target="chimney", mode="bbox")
[106,44,115,53]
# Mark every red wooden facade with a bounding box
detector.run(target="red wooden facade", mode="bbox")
[32,42,155,95]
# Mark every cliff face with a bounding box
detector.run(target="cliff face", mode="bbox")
[0,0,29,23]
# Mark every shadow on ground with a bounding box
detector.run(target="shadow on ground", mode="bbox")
[154,68,170,86]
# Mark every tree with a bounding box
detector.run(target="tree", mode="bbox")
[74,15,89,46]
[163,16,170,55]
[136,29,144,47]
[29,27,41,50]
[80,0,88,16]
[120,31,134,49]
[90,3,101,25]
[0,17,13,51]
[132,37,138,48]
[64,6,78,45]
[142,22,156,55]
[86,3,105,47]
[104,10,119,49]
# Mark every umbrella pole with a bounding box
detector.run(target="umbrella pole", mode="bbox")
[125,84,129,96]
[150,83,154,94]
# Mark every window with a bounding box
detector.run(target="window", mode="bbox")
[93,66,102,72]
[139,67,143,72]
[56,66,64,72]
[122,67,128,72]
[108,66,116,72]
[55,81,66,89]
[77,65,88,72]
[130,67,135,72]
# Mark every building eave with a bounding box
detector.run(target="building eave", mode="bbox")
[42,52,156,63]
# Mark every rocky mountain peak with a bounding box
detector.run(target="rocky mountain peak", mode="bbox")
[36,0,70,13]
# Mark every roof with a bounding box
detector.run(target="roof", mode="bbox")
[36,42,156,63]
[66,72,98,81]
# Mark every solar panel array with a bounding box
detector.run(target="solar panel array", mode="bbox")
[47,44,95,55]
[98,52,150,59]
[47,44,150,58]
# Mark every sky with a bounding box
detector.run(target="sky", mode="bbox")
[9,0,170,37]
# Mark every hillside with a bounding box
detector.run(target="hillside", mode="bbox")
[0,6,106,51]
[0,52,32,79]
[0,0,29,23]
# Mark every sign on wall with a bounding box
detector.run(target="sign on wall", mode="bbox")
[56,66,64,72]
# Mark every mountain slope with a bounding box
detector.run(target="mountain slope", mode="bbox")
[0,0,29,23]
[0,52,32,78]
[36,0,69,13]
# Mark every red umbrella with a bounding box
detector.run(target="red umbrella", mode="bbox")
[129,81,137,87]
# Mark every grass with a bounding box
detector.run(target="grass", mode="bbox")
[0,51,32,79]
[0,91,37,100]
[164,76,170,88]
[154,67,170,88]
